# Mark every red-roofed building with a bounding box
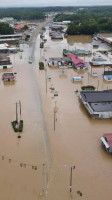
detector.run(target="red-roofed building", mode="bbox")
[69,54,86,70]
[15,25,25,29]
[101,134,112,153]
[15,24,27,32]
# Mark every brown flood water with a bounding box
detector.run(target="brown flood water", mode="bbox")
[0,25,112,200]
[0,42,51,199]
[36,30,112,200]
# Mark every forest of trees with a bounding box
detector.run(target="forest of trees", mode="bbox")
[0,8,46,20]
[0,23,14,34]
[0,6,112,35]
[54,6,112,35]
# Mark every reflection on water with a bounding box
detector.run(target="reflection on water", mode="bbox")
[59,74,67,79]
[3,81,15,86]
[0,68,12,73]
[37,30,112,200]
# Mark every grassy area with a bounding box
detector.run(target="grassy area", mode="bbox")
[11,120,23,132]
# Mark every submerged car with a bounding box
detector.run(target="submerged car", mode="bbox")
[2,73,15,81]
[101,134,112,153]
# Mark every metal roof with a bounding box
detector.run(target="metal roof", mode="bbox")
[0,34,22,38]
[89,102,112,112]
[80,90,112,103]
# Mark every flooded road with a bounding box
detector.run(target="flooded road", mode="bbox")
[36,30,112,200]
[0,23,112,200]
[0,22,52,199]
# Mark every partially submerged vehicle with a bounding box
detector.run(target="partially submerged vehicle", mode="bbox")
[91,72,98,77]
[101,134,112,153]
[2,72,15,81]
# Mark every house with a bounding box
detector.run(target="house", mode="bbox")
[2,73,15,81]
[101,134,112,153]
[0,43,17,53]
[103,71,112,81]
[69,54,86,70]
[0,54,12,69]
[80,90,112,119]
[15,25,26,32]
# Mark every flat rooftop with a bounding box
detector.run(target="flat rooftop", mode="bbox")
[0,34,22,38]
[80,90,112,103]
[49,57,71,62]
[89,102,112,112]
[80,90,112,112]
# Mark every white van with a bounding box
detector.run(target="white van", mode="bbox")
[72,76,83,82]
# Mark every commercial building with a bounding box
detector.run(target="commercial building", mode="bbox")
[80,90,112,119]
[69,54,86,70]
[97,33,112,45]
[0,54,12,69]
[48,57,72,67]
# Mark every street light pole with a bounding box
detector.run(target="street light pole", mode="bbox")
[54,101,57,131]
[70,166,75,193]
[45,59,48,94]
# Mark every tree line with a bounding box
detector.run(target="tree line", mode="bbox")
[54,6,112,35]
[0,23,14,34]
[0,8,46,20]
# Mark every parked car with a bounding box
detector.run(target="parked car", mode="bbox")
[28,60,32,64]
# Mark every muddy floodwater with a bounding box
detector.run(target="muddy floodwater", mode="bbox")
[36,29,112,200]
[0,25,112,200]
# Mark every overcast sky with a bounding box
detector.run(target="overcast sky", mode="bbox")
[0,0,112,7]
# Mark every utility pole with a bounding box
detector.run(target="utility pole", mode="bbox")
[16,102,18,123]
[97,79,99,91]
[46,76,47,94]
[91,65,92,75]
[54,101,57,131]
[45,59,48,94]
[70,166,75,193]
[54,110,56,131]
[19,100,21,117]
[103,64,105,72]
